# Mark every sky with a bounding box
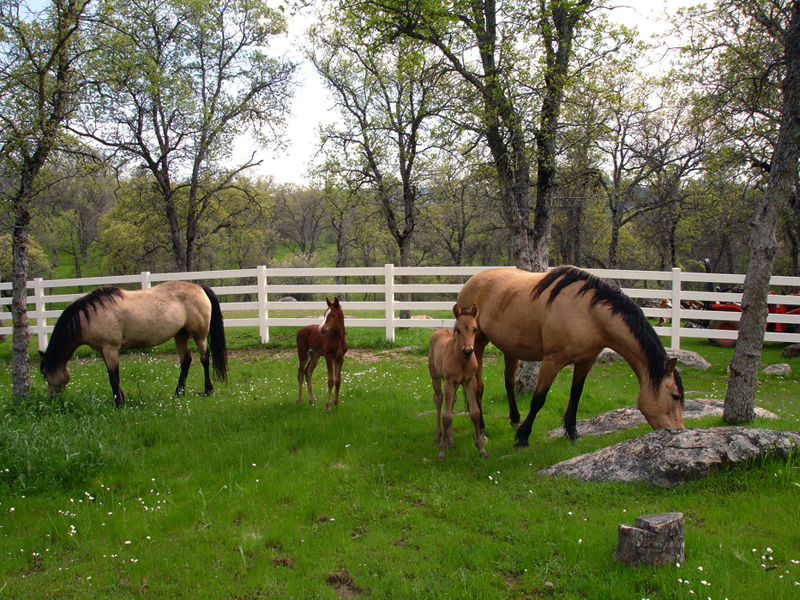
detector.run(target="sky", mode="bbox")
[239,1,687,186]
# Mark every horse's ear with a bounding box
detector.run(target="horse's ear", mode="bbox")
[452,304,460,319]
[665,357,678,374]
[470,303,479,318]
[333,297,341,307]
[326,297,333,307]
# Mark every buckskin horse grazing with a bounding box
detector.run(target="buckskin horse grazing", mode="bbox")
[428,303,487,461]
[39,281,228,407]
[296,297,348,413]
[456,266,684,447]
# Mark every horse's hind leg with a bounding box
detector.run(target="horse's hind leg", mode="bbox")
[194,336,213,396]
[562,359,594,442]
[325,356,336,413]
[303,352,320,405]
[331,356,344,409]
[174,332,192,396]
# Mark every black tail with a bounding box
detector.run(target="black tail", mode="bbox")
[202,284,228,383]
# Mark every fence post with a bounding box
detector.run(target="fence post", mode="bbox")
[670,268,682,350]
[141,271,151,289]
[258,265,269,343]
[33,278,48,351]
[385,263,395,342]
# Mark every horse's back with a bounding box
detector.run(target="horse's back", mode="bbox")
[457,268,608,363]
[85,282,211,350]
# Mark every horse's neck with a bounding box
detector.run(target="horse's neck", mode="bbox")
[604,331,650,386]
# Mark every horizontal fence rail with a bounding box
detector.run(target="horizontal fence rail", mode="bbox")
[1,265,800,351]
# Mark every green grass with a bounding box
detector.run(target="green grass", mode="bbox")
[1,329,799,599]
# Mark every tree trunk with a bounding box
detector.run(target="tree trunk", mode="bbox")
[399,235,412,320]
[725,3,800,423]
[11,204,32,398]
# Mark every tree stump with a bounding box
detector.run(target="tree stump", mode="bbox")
[613,513,685,567]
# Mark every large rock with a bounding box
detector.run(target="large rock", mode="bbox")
[762,363,791,376]
[782,344,800,359]
[594,348,711,371]
[538,427,800,487]
[546,398,778,438]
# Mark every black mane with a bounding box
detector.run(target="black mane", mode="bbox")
[531,266,671,392]
[40,286,123,373]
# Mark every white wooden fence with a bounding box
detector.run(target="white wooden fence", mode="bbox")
[2,264,800,351]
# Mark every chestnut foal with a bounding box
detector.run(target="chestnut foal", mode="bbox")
[296,297,348,413]
[428,303,487,461]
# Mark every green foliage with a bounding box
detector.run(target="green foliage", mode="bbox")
[0,233,50,279]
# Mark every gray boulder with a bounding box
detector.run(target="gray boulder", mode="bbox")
[538,427,800,487]
[782,344,800,359]
[762,363,791,376]
[547,398,778,438]
[594,348,711,370]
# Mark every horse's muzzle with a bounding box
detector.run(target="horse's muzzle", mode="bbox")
[462,348,474,359]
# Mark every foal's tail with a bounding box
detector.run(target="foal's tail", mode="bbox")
[202,284,228,383]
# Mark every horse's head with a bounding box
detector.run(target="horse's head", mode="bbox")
[320,297,343,335]
[452,303,479,360]
[637,357,685,429]
[39,350,70,395]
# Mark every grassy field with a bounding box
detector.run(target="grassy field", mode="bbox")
[1,324,799,599]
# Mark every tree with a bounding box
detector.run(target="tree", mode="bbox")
[78,0,296,272]
[34,167,115,279]
[342,0,595,272]
[0,0,91,396]
[307,21,451,315]
[273,185,328,255]
[679,0,800,422]
[726,2,800,422]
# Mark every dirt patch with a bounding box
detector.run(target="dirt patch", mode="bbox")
[227,347,422,364]
[326,569,363,598]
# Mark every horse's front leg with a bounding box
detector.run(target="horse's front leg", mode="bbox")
[102,349,125,408]
[473,335,489,439]
[515,359,561,448]
[562,359,595,442]
[438,379,457,461]
[431,372,444,446]
[325,356,336,413]
[504,354,521,427]
[466,378,488,458]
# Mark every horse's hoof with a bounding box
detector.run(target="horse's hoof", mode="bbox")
[511,421,521,430]
[514,439,529,448]
[437,454,446,462]
[480,451,489,459]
